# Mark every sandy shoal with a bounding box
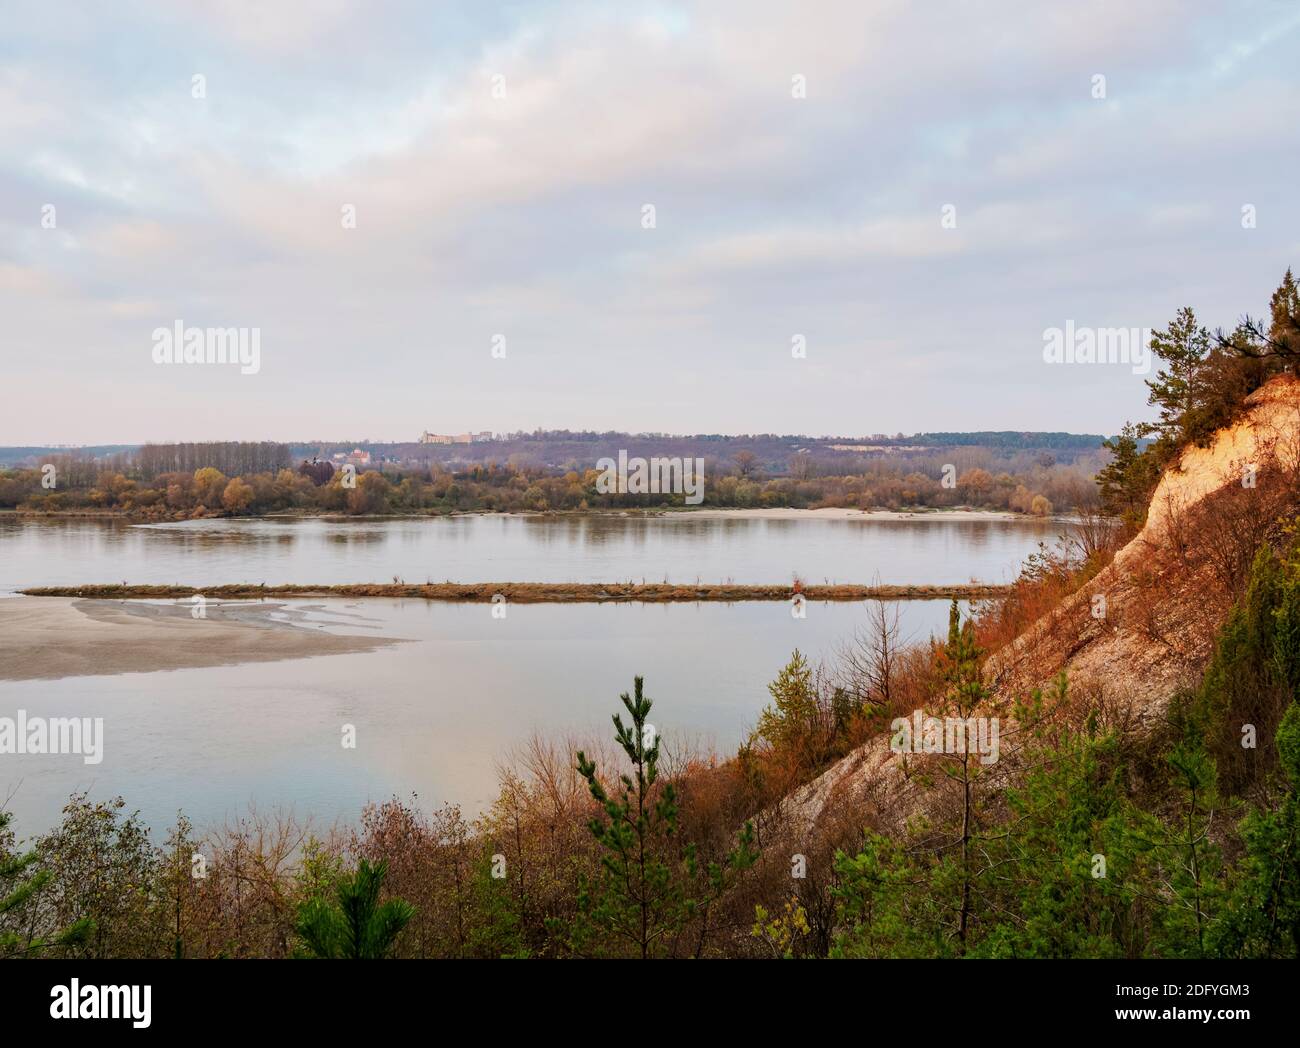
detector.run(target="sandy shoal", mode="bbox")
[0,597,403,682]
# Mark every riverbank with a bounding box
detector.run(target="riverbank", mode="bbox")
[19,581,1009,602]
[0,597,404,681]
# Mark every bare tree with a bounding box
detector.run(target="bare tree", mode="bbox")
[837,599,905,714]
[1062,511,1120,563]
[789,451,814,480]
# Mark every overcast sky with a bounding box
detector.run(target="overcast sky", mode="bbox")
[3,0,1299,444]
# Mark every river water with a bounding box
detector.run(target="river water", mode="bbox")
[0,513,1058,836]
[0,512,1058,590]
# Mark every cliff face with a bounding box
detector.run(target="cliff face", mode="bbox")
[993,374,1300,709]
[1141,376,1300,538]
[773,376,1300,845]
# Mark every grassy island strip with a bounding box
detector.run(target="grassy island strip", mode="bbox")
[19,581,1009,603]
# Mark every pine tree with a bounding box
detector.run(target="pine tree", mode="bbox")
[980,708,1147,958]
[1097,422,1156,526]
[1153,738,1223,957]
[1142,306,1211,454]
[833,831,936,958]
[752,649,824,769]
[1268,267,1300,366]
[1214,702,1300,957]
[936,600,993,951]
[294,857,415,958]
[565,677,756,957]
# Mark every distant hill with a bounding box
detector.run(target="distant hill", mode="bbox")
[0,445,138,467]
[1,431,1113,471]
[287,430,1113,471]
[911,432,1108,451]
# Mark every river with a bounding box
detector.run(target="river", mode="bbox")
[0,512,1058,836]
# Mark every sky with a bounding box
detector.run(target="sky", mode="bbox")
[2,0,1299,444]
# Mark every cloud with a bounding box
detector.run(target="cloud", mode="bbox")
[0,0,1297,441]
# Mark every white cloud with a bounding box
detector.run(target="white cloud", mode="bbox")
[0,0,1297,441]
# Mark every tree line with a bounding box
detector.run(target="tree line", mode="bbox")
[135,442,291,478]
[2,456,1095,518]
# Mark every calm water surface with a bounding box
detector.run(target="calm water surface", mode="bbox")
[0,513,1060,592]
[2,598,963,837]
[0,514,1058,836]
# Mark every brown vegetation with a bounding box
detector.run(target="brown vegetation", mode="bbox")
[1,441,1100,519]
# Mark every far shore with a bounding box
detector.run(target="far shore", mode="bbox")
[2,505,1055,524]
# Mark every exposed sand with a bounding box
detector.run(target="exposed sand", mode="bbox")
[0,597,404,682]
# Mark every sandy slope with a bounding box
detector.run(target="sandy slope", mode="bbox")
[771,376,1300,843]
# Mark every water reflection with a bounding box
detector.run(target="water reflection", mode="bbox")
[0,513,1059,593]
[0,597,962,835]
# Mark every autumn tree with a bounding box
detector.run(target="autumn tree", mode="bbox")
[192,467,227,509]
[734,450,758,478]
[32,795,161,957]
[959,468,994,503]
[221,477,254,513]
[345,471,390,515]
[0,810,93,957]
[298,459,335,486]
